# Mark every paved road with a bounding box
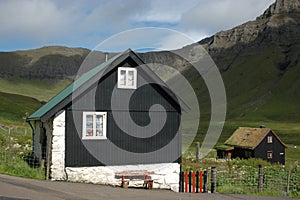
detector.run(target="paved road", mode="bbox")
[0,174,298,200]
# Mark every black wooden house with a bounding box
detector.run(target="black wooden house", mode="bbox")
[216,127,287,164]
[26,49,186,190]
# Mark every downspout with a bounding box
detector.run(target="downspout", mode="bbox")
[27,120,35,154]
[42,121,53,181]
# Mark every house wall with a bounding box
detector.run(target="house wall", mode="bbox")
[51,110,180,192]
[32,120,49,163]
[51,111,66,180]
[254,131,285,164]
[33,120,43,161]
[232,148,253,159]
[217,150,233,159]
[65,57,182,167]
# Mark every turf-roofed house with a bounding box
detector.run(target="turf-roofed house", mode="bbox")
[26,49,187,191]
[216,127,287,164]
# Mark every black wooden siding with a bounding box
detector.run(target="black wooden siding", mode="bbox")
[233,148,253,159]
[254,131,285,165]
[65,58,182,167]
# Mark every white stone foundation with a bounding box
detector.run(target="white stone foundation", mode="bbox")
[51,111,66,180]
[50,110,180,192]
[65,163,180,192]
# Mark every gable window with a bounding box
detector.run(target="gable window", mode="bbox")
[82,112,107,140]
[267,151,273,159]
[267,136,273,143]
[118,67,137,89]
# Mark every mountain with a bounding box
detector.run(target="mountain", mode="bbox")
[0,46,90,79]
[188,0,300,144]
[200,0,300,72]
[0,0,299,145]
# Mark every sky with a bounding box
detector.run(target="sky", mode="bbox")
[0,0,275,52]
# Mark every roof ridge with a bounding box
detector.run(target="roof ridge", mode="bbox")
[27,51,123,121]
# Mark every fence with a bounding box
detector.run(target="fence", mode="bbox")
[218,165,299,195]
[0,147,46,179]
[179,167,216,193]
[181,165,300,197]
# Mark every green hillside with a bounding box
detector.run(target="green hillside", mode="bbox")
[185,39,300,145]
[0,92,43,126]
[0,78,71,102]
[221,46,300,145]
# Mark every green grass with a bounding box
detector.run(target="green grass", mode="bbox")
[0,159,44,180]
[0,78,71,102]
[182,152,300,198]
[0,92,43,126]
[0,125,44,179]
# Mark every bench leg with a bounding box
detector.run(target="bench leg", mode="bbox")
[143,180,153,189]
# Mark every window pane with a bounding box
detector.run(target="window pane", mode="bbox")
[267,151,273,159]
[268,136,272,143]
[120,70,126,86]
[128,70,134,86]
[96,115,103,136]
[86,114,93,137]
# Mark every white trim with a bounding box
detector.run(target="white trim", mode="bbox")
[117,67,137,89]
[267,151,273,159]
[267,136,273,143]
[82,112,107,140]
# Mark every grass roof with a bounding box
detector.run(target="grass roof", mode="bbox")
[224,127,272,149]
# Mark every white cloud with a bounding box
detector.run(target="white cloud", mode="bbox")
[158,32,195,50]
[0,0,276,51]
[180,0,275,35]
[133,0,199,24]
[0,0,73,42]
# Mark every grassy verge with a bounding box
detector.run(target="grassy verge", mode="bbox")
[0,160,45,180]
[0,124,45,179]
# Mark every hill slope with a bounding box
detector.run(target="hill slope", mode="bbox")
[0,0,299,145]
[0,92,43,125]
[185,0,300,144]
[0,46,90,79]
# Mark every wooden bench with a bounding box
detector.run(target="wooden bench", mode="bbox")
[115,170,154,189]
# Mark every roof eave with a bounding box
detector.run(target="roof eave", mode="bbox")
[26,117,40,122]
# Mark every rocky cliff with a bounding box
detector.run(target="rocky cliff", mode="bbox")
[196,0,300,72]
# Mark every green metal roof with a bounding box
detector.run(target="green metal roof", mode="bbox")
[27,52,122,121]
[27,48,189,122]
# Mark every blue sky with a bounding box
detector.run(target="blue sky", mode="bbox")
[0,0,275,52]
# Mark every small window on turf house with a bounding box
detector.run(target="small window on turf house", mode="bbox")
[267,151,273,159]
[267,136,273,143]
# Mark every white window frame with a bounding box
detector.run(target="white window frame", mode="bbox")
[117,67,137,89]
[82,112,107,140]
[267,151,273,159]
[267,136,273,143]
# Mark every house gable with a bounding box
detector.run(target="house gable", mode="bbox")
[65,53,182,166]
[27,49,187,122]
[254,131,286,164]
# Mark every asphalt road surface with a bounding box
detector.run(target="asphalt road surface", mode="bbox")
[0,174,298,200]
